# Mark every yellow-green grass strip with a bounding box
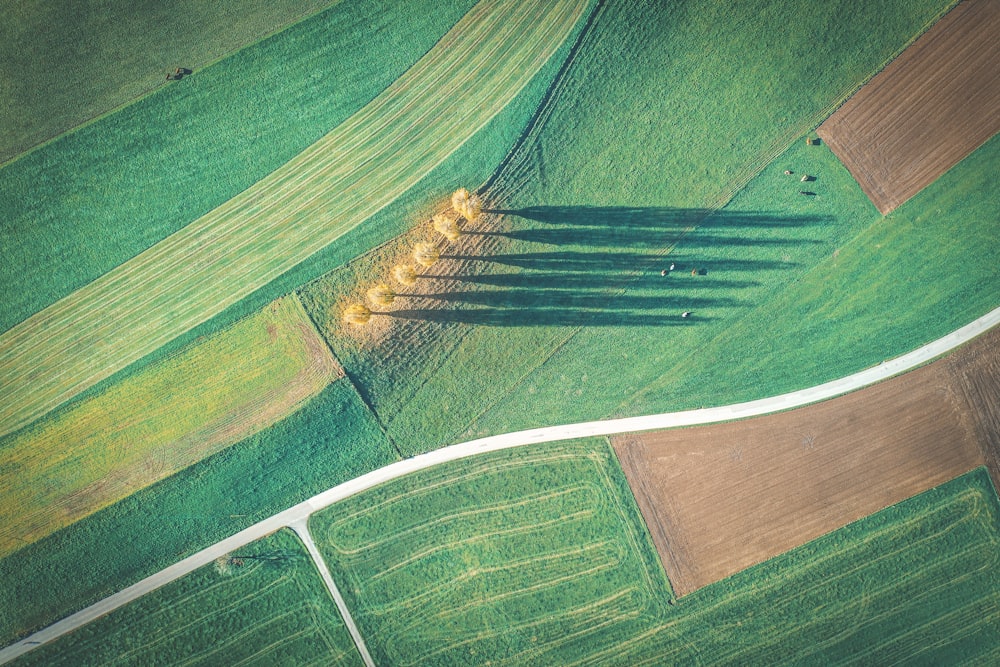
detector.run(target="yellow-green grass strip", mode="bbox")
[0,0,590,439]
[0,295,341,559]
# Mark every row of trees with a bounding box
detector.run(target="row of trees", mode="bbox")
[343,188,482,326]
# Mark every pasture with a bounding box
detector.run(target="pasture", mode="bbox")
[818,0,1000,213]
[311,440,1000,664]
[0,0,591,441]
[0,0,478,335]
[0,377,397,647]
[612,324,997,595]
[301,0,981,455]
[612,466,1000,664]
[11,529,363,667]
[310,439,671,666]
[0,295,339,559]
[0,0,337,165]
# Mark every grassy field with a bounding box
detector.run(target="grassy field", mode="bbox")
[0,0,477,336]
[0,0,592,441]
[0,0,339,165]
[620,131,1000,417]
[0,295,339,559]
[301,0,975,453]
[0,377,397,647]
[310,439,671,666]
[11,529,363,667]
[614,466,1000,665]
[310,440,1000,665]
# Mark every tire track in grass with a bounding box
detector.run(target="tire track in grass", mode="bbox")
[0,0,592,439]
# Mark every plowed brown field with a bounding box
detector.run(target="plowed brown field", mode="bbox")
[817,0,1000,214]
[612,326,1000,596]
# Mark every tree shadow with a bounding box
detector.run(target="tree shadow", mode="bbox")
[388,205,826,328]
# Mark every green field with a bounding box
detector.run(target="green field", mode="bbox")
[4,0,1000,659]
[619,466,1000,665]
[0,0,591,441]
[0,0,339,165]
[300,0,991,453]
[0,0,477,336]
[310,439,670,666]
[11,529,363,667]
[312,441,1000,665]
[0,377,397,646]
[0,295,338,558]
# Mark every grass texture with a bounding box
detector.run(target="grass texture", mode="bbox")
[11,529,363,667]
[0,0,591,441]
[311,441,1000,665]
[0,377,397,647]
[616,466,1000,665]
[0,0,339,165]
[302,0,997,452]
[0,0,477,335]
[310,439,670,666]
[0,295,339,559]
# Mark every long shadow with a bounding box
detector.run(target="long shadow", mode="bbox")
[492,206,830,229]
[395,205,823,328]
[421,272,763,290]
[387,308,706,327]
[441,251,801,272]
[398,290,739,310]
[472,228,822,248]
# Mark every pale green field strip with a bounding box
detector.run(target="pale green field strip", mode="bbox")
[0,0,590,439]
[311,440,668,666]
[0,295,340,559]
[11,529,363,667]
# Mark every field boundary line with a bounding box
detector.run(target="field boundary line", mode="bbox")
[1,304,998,664]
[289,520,376,667]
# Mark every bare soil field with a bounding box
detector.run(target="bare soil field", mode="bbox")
[612,326,1000,596]
[817,0,1000,214]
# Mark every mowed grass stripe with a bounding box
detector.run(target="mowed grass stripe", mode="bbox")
[0,295,340,559]
[0,0,589,438]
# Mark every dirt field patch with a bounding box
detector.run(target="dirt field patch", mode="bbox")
[817,0,1000,214]
[612,326,1000,596]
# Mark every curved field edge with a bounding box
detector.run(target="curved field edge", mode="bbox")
[309,439,670,666]
[299,0,973,453]
[10,529,363,667]
[310,446,1000,664]
[0,0,594,439]
[0,0,479,334]
[0,0,590,642]
[0,295,339,560]
[4,321,999,659]
[0,0,342,166]
[0,375,397,648]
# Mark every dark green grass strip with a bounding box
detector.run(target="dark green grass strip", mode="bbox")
[0,0,477,335]
[0,378,398,647]
[10,529,363,667]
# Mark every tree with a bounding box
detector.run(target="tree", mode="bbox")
[451,187,470,215]
[464,193,482,221]
[342,303,371,325]
[450,187,482,220]
[393,264,417,286]
[367,284,395,308]
[413,242,440,267]
[433,212,461,241]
